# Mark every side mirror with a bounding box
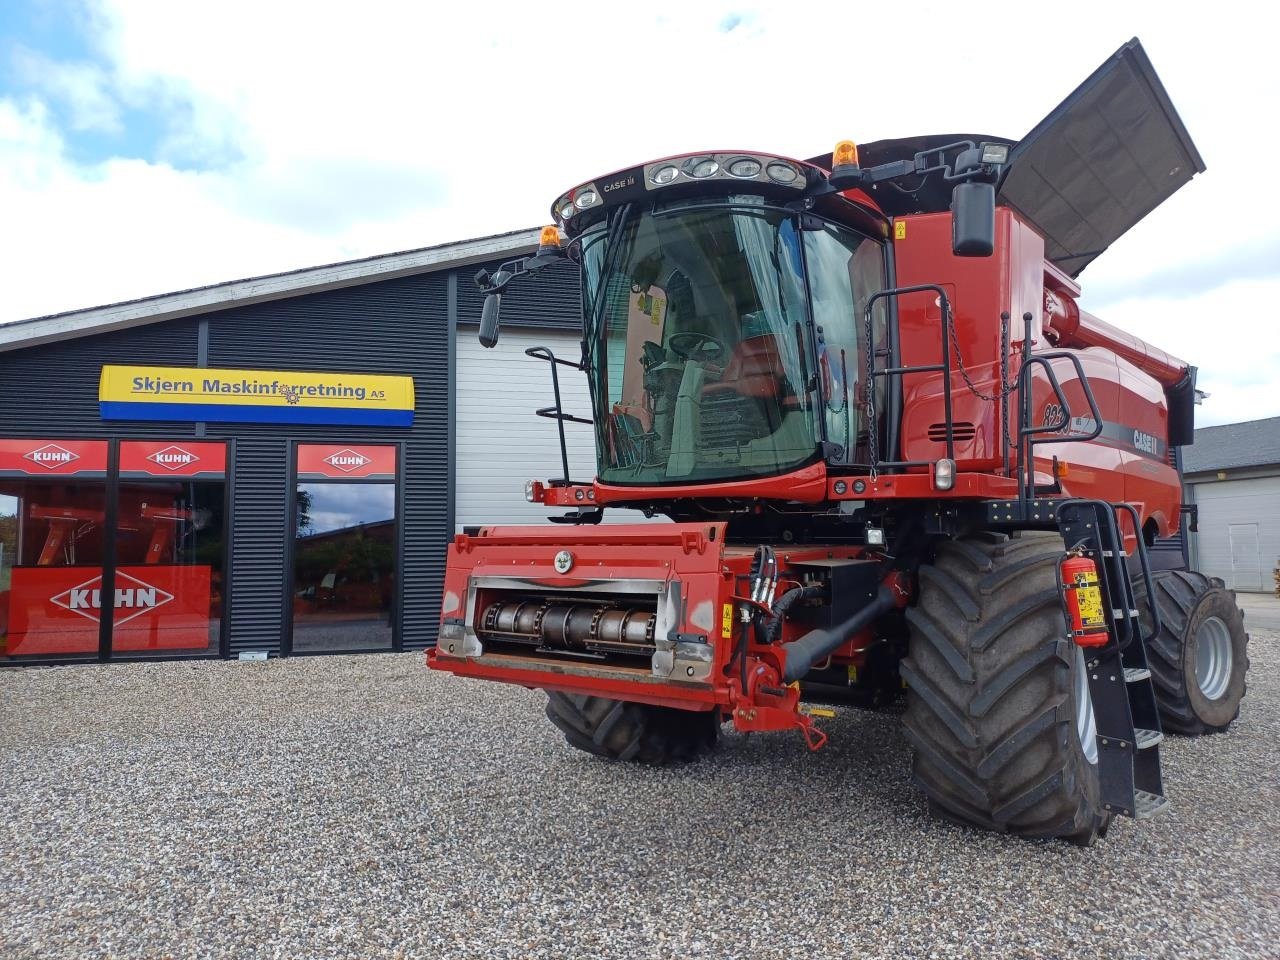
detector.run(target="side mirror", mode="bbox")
[951,181,995,257]
[479,293,502,348]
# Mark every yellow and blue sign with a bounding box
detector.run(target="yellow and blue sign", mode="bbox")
[99,365,415,427]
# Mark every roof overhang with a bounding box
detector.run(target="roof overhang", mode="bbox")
[0,228,541,355]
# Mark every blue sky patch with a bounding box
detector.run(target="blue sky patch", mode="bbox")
[1,0,225,169]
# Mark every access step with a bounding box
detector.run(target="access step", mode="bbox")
[1134,790,1169,820]
[1134,728,1164,750]
[1123,667,1151,683]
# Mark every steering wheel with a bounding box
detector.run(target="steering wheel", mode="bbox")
[668,332,728,363]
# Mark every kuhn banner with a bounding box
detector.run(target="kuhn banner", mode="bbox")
[296,443,397,480]
[0,439,109,477]
[99,365,414,427]
[4,565,213,656]
[119,440,227,478]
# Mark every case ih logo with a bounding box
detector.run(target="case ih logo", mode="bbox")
[24,443,79,470]
[50,571,175,625]
[147,445,200,471]
[322,449,371,473]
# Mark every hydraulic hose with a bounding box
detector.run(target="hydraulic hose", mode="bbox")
[762,584,826,646]
[780,585,896,683]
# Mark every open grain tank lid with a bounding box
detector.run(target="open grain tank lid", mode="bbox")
[995,37,1205,277]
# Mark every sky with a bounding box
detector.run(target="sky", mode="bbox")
[1,0,1277,427]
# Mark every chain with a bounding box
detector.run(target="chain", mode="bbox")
[865,303,1020,481]
[946,307,1018,403]
[947,308,1019,477]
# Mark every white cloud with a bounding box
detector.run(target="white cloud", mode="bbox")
[10,46,121,133]
[1095,277,1280,428]
[2,0,1278,423]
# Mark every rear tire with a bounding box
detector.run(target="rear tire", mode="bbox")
[545,692,719,764]
[1132,570,1249,735]
[902,531,1108,844]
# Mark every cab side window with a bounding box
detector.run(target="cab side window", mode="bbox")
[803,223,888,464]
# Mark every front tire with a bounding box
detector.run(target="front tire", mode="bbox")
[545,692,719,764]
[1132,570,1249,735]
[902,531,1108,844]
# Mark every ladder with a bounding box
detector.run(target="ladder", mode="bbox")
[1056,499,1168,820]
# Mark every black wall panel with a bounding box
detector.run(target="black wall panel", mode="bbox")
[456,257,580,331]
[203,272,451,651]
[226,437,288,654]
[0,319,200,438]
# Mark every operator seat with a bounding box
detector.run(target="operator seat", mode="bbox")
[701,334,793,405]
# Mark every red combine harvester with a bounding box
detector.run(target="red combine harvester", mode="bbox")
[429,39,1249,843]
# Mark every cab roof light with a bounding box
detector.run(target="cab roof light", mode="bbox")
[829,139,864,191]
[833,140,859,167]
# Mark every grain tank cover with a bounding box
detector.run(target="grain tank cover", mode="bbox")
[996,37,1205,277]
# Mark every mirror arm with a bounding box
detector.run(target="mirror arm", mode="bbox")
[474,245,571,348]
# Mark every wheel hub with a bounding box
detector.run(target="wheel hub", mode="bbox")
[1073,645,1098,765]
[1194,615,1234,701]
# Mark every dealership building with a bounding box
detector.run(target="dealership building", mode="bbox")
[1182,416,1280,592]
[0,228,610,665]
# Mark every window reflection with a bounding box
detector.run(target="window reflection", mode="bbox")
[112,479,225,657]
[0,479,109,657]
[292,483,395,652]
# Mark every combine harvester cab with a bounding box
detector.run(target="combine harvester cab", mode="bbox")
[430,38,1249,844]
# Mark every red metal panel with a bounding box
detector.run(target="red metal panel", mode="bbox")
[119,440,227,478]
[0,439,108,477]
[5,565,212,656]
[542,461,828,508]
[296,443,397,480]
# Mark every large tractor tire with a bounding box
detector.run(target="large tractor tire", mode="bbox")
[545,692,719,765]
[1131,570,1249,735]
[902,531,1108,844]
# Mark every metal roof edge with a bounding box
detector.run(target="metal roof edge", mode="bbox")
[0,228,542,354]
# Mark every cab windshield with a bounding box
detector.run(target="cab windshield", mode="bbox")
[581,198,884,485]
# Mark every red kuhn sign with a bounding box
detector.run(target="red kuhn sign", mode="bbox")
[119,440,227,478]
[4,565,213,656]
[296,443,396,480]
[0,439,108,477]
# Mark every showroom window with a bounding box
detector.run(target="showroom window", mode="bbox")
[0,439,228,661]
[290,443,399,654]
[112,441,228,658]
[0,440,110,658]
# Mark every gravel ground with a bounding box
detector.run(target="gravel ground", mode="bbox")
[2,636,1277,960]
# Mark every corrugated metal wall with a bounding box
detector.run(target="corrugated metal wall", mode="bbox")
[0,319,201,438]
[203,272,452,652]
[457,257,580,330]
[0,249,586,660]
[226,437,289,653]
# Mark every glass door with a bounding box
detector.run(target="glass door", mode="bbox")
[290,443,398,654]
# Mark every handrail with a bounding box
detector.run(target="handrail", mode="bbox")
[1015,347,1104,503]
[524,346,592,485]
[863,284,955,470]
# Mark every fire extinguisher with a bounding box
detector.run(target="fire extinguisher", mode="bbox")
[1061,551,1110,647]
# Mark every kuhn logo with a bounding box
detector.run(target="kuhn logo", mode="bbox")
[50,571,174,625]
[147,445,199,471]
[24,443,79,470]
[322,449,371,473]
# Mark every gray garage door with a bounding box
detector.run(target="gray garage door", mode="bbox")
[455,327,596,529]
[455,328,663,531]
[1191,475,1280,592]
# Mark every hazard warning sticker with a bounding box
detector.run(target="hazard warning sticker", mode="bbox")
[1073,572,1106,629]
